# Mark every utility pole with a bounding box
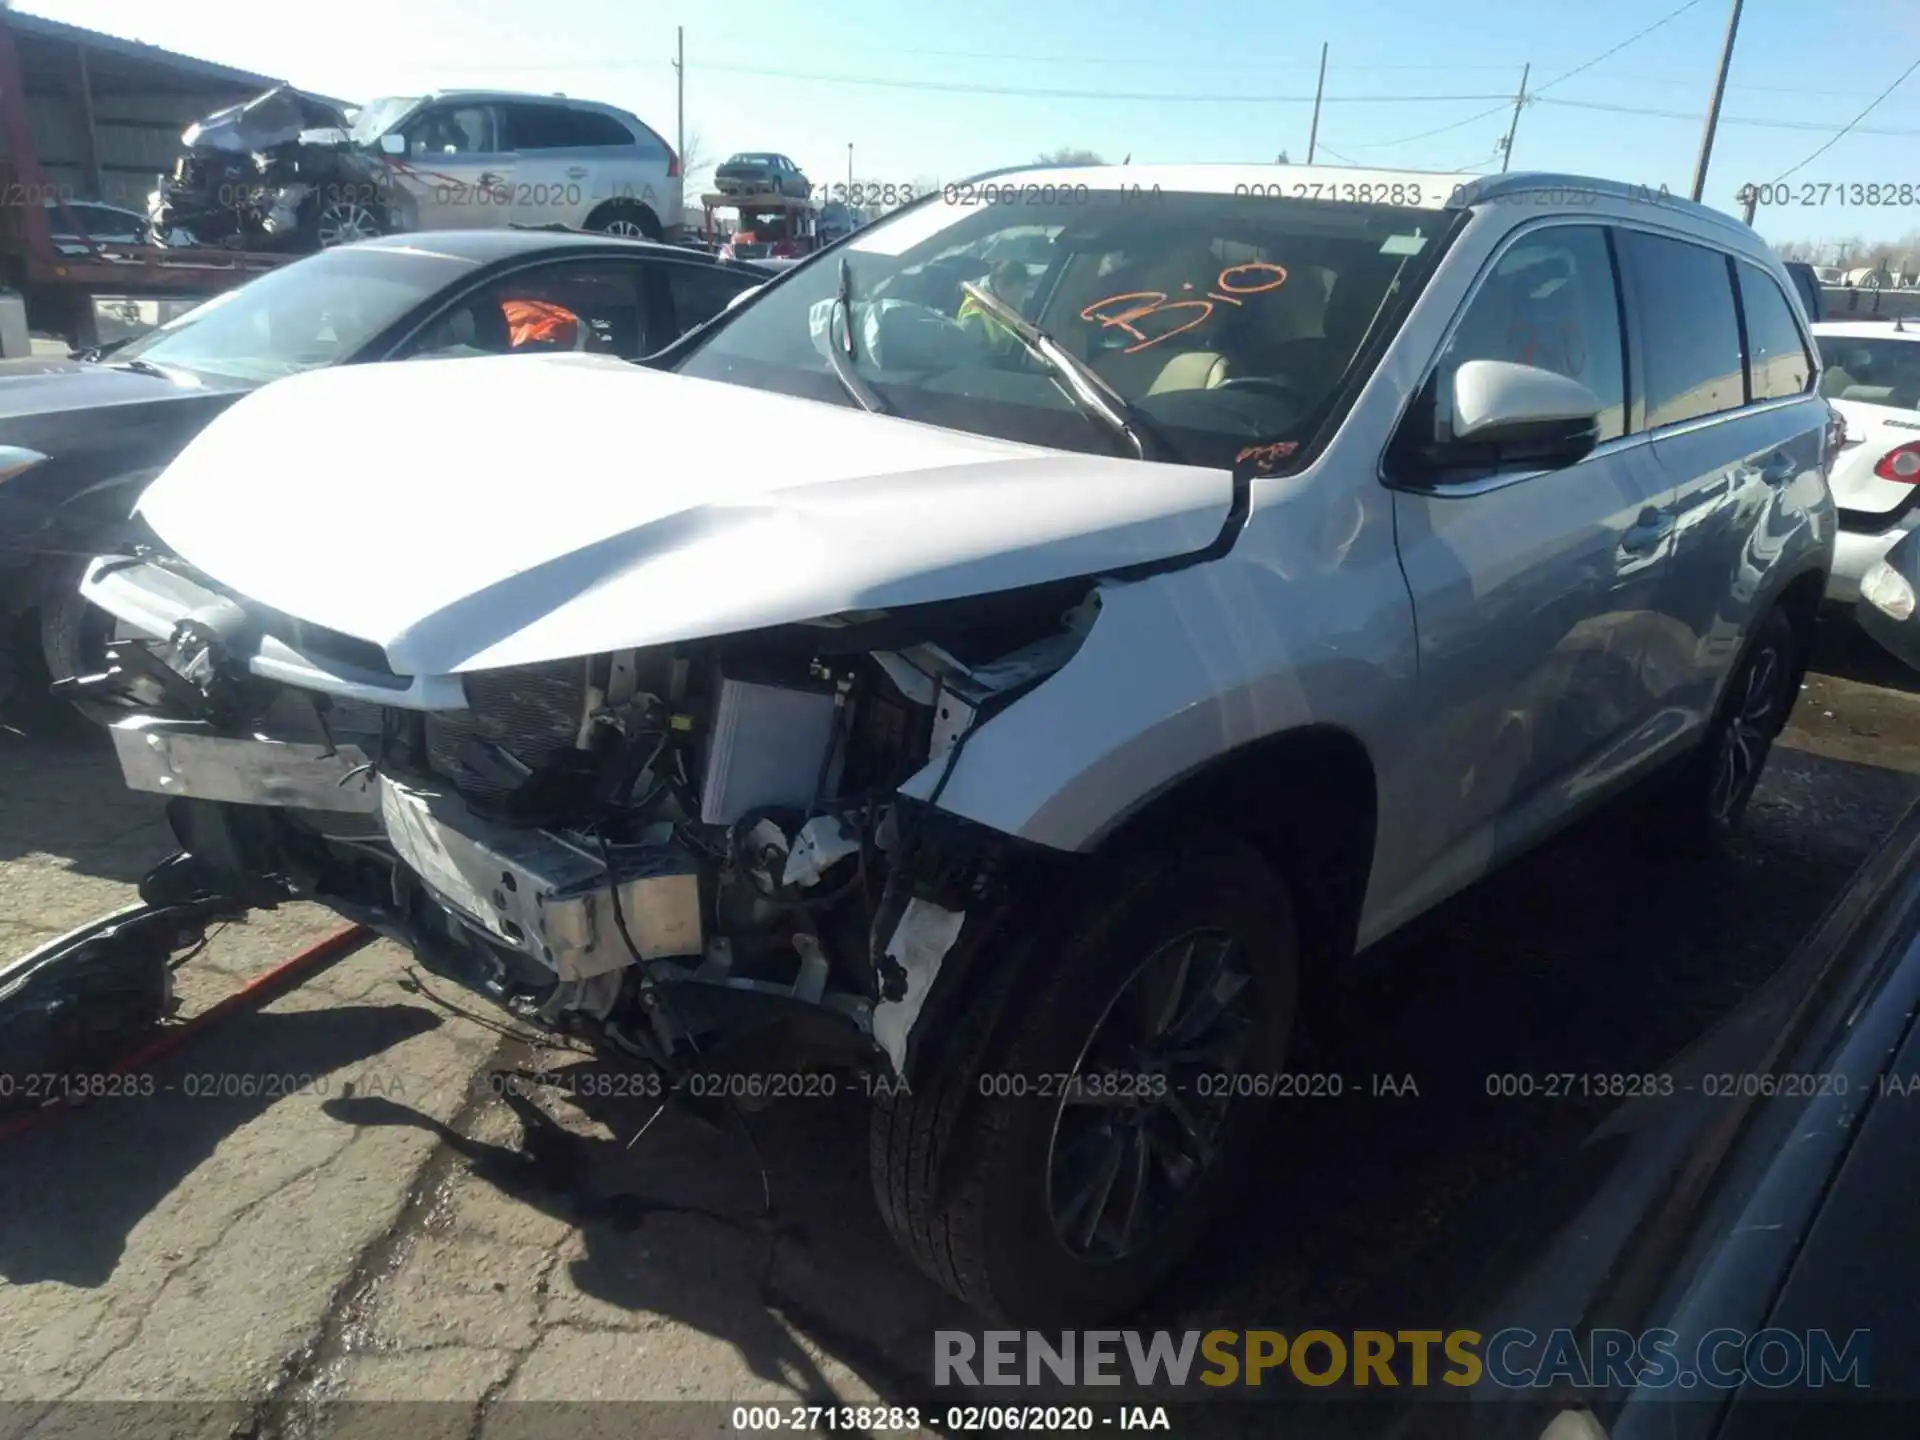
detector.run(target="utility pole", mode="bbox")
[1306,43,1327,164]
[1500,63,1529,173]
[673,26,684,164]
[1691,0,1744,202]
[847,142,854,189]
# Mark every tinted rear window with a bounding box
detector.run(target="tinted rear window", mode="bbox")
[1737,264,1814,402]
[1620,231,1745,427]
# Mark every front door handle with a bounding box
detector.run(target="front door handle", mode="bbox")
[1757,453,1797,486]
[1621,505,1673,555]
[566,166,588,180]
[478,171,503,189]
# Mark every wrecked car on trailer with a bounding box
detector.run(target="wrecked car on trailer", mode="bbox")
[148,85,387,252]
[64,166,1832,1325]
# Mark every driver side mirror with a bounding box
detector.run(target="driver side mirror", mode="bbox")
[378,132,406,156]
[1399,358,1604,481]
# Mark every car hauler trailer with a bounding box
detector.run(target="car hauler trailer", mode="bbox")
[697,191,819,262]
[0,11,307,351]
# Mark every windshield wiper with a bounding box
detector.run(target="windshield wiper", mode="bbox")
[73,336,135,363]
[106,358,172,379]
[823,255,888,415]
[957,280,1179,463]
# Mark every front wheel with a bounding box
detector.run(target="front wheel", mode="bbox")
[39,558,129,727]
[311,198,388,249]
[870,835,1299,1324]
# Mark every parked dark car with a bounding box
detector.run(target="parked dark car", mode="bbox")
[0,228,768,712]
[714,151,810,199]
[1346,796,1920,1437]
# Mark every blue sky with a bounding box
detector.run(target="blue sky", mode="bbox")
[31,0,1920,243]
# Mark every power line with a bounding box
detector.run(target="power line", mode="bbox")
[1346,1,1702,153]
[1769,57,1920,181]
[1560,68,1920,101]
[1346,102,1511,149]
[681,61,1514,103]
[1535,93,1920,136]
[1530,0,1705,95]
[843,45,1527,72]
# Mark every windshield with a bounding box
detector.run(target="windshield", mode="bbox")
[675,187,1447,469]
[113,245,476,382]
[1815,334,1920,411]
[349,96,420,147]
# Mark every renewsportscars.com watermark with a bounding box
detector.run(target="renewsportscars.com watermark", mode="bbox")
[934,1328,1871,1392]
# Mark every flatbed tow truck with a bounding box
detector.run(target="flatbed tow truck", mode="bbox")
[696,189,820,262]
[0,13,294,350]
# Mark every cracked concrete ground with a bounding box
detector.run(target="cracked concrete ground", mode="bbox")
[4,618,1920,1438]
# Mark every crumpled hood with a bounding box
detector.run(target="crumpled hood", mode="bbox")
[135,354,1233,675]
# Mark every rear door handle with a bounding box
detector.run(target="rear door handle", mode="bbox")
[566,166,588,179]
[1757,453,1797,485]
[1622,505,1673,554]
[478,171,503,188]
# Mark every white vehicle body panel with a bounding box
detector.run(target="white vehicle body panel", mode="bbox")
[92,165,1834,964]
[132,353,1233,676]
[1809,322,1920,600]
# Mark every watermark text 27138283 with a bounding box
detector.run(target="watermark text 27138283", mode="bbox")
[812,182,917,207]
[1740,182,1919,209]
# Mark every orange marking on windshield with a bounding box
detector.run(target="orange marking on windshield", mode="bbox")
[1082,262,1288,354]
[1236,440,1299,473]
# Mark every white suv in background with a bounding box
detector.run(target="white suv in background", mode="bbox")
[355,90,683,240]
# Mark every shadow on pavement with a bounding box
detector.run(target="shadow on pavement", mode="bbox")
[304,737,1920,1410]
[322,1070,975,1404]
[0,1003,442,1288]
[0,675,170,885]
[1812,612,1920,696]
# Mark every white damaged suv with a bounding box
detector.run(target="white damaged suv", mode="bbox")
[75,165,1833,1323]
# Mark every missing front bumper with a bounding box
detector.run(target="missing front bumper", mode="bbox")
[109,713,379,811]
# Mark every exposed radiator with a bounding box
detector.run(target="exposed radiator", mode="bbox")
[423,658,593,801]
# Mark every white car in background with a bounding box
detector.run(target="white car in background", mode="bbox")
[1812,321,1920,602]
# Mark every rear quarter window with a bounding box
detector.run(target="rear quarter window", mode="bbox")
[1737,264,1815,401]
[1619,230,1745,428]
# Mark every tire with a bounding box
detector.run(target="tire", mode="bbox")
[1648,604,1799,845]
[38,560,123,727]
[869,835,1300,1324]
[310,197,388,250]
[586,201,660,240]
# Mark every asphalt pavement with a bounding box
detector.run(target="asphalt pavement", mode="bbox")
[1,616,1917,1438]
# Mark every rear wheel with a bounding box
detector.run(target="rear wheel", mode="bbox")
[870,835,1299,1323]
[585,200,660,240]
[1650,604,1799,844]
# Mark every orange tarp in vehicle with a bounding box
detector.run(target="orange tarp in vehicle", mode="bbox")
[502,298,581,349]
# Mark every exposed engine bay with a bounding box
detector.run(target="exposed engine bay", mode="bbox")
[73,549,1100,1085]
[148,86,386,253]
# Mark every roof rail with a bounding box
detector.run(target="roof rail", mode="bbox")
[1450,171,1760,243]
[944,159,1100,188]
